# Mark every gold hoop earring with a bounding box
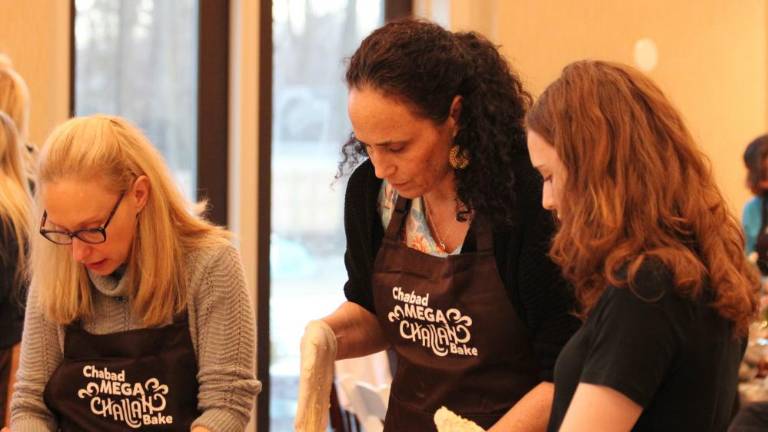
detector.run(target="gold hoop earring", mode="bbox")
[449,145,469,170]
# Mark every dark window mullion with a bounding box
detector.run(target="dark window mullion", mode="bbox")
[197,0,230,227]
[257,0,273,430]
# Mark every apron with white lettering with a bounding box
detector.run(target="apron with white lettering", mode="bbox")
[43,311,200,431]
[373,197,540,431]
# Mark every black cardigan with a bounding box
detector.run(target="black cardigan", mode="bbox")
[0,220,25,350]
[342,158,580,381]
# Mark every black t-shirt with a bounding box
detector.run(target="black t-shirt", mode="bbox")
[548,260,744,431]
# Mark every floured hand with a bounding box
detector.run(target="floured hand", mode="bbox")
[434,406,486,432]
[294,320,337,432]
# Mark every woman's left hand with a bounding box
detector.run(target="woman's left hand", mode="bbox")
[191,427,210,432]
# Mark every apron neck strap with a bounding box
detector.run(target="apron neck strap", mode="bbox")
[67,318,83,330]
[384,195,412,240]
[173,309,189,324]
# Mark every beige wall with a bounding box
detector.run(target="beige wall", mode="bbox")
[431,0,767,217]
[0,0,71,148]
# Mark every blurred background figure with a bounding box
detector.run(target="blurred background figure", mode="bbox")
[742,134,768,270]
[731,134,768,431]
[0,54,36,187]
[0,111,32,427]
[0,54,34,428]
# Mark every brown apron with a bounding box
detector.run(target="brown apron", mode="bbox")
[0,346,12,426]
[43,311,200,431]
[373,197,540,431]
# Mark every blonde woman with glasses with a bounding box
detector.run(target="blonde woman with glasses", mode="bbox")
[8,115,260,432]
[0,112,32,427]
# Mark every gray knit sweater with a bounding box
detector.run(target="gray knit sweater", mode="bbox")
[10,240,261,432]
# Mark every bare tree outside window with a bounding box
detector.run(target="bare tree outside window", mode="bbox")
[270,0,383,430]
[74,0,199,201]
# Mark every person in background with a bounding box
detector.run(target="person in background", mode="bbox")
[0,55,36,427]
[0,112,32,427]
[527,60,758,431]
[729,135,768,432]
[296,19,579,431]
[0,54,37,186]
[9,115,260,431]
[741,135,768,269]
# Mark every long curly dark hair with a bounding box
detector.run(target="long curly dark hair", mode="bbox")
[339,19,532,226]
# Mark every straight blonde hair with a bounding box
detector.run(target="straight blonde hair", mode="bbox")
[32,115,229,327]
[0,111,32,285]
[0,61,36,184]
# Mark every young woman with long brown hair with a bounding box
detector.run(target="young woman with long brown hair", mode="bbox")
[527,60,758,431]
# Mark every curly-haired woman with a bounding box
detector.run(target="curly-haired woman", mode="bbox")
[527,60,758,431]
[296,19,579,431]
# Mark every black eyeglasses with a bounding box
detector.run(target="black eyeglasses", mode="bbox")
[39,192,126,245]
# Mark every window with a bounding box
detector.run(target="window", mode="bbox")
[73,0,199,201]
[269,1,384,430]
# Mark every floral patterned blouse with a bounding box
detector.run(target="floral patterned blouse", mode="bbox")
[377,180,462,257]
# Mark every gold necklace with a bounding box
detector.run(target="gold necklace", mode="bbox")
[423,196,448,252]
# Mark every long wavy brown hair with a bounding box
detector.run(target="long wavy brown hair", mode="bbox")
[527,60,758,335]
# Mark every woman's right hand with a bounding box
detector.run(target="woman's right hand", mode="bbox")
[294,302,388,431]
[295,319,337,432]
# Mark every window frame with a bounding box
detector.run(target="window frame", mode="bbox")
[69,0,230,227]
[257,1,412,430]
